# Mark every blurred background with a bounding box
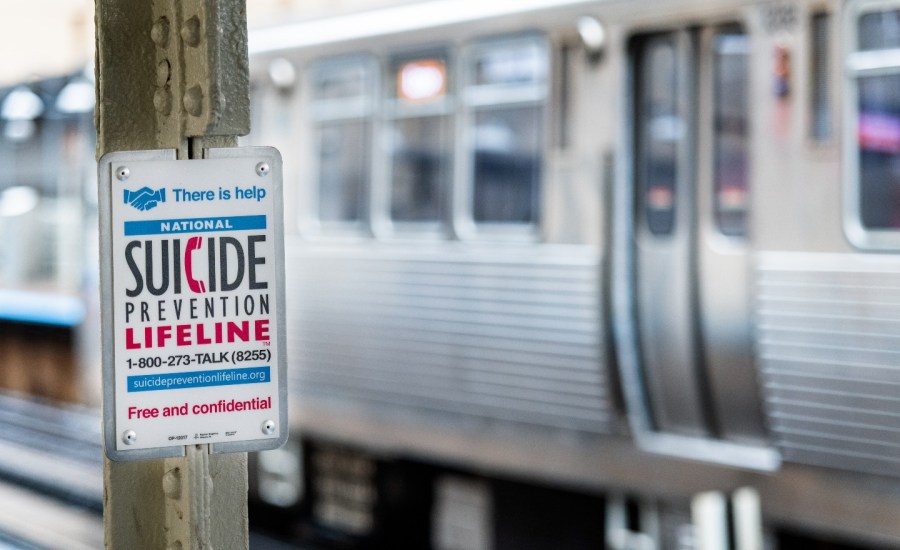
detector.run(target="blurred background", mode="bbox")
[1,0,414,84]
[5,0,900,549]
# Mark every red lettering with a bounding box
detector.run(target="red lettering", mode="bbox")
[126,328,141,349]
[122,320,271,349]
[196,323,212,345]
[176,324,191,346]
[254,319,269,341]
[226,321,249,342]
[157,325,172,347]
[128,406,159,419]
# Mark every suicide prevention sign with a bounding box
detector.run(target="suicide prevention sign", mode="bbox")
[99,148,287,460]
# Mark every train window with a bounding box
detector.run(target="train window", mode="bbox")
[712,29,749,237]
[387,52,453,225]
[858,9,900,50]
[313,61,372,101]
[810,12,831,141]
[465,35,548,225]
[309,58,376,225]
[474,39,547,86]
[635,36,681,236]
[318,120,370,223]
[856,73,900,230]
[848,6,900,235]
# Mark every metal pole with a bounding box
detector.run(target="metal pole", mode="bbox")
[95,1,251,548]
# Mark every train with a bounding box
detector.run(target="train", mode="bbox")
[3,0,900,547]
[243,0,900,548]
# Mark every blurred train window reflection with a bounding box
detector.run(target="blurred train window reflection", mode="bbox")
[466,35,547,224]
[712,29,749,237]
[388,51,452,225]
[852,8,900,230]
[635,35,680,236]
[310,57,376,225]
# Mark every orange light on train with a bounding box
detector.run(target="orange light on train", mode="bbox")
[647,186,674,210]
[397,59,447,103]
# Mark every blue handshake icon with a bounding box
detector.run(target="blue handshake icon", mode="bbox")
[124,187,166,211]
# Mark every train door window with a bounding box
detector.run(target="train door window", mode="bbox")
[386,50,453,227]
[464,34,548,226]
[634,36,682,236]
[847,4,900,241]
[810,12,831,141]
[712,28,749,237]
[309,57,376,226]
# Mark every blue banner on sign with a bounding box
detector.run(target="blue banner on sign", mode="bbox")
[127,366,270,392]
[124,215,267,236]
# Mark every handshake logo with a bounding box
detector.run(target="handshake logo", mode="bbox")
[124,187,166,212]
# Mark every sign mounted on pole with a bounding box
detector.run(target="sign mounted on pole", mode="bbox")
[99,147,287,460]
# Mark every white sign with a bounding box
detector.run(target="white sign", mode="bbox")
[99,148,287,460]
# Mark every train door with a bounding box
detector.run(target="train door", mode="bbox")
[624,24,767,450]
[632,30,706,437]
[696,27,766,444]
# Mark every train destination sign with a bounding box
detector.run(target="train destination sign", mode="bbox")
[99,148,287,460]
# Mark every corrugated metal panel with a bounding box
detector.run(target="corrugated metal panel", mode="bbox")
[755,252,900,476]
[285,244,614,435]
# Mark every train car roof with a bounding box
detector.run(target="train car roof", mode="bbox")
[249,0,599,55]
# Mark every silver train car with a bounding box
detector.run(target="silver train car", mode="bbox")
[241,0,900,547]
